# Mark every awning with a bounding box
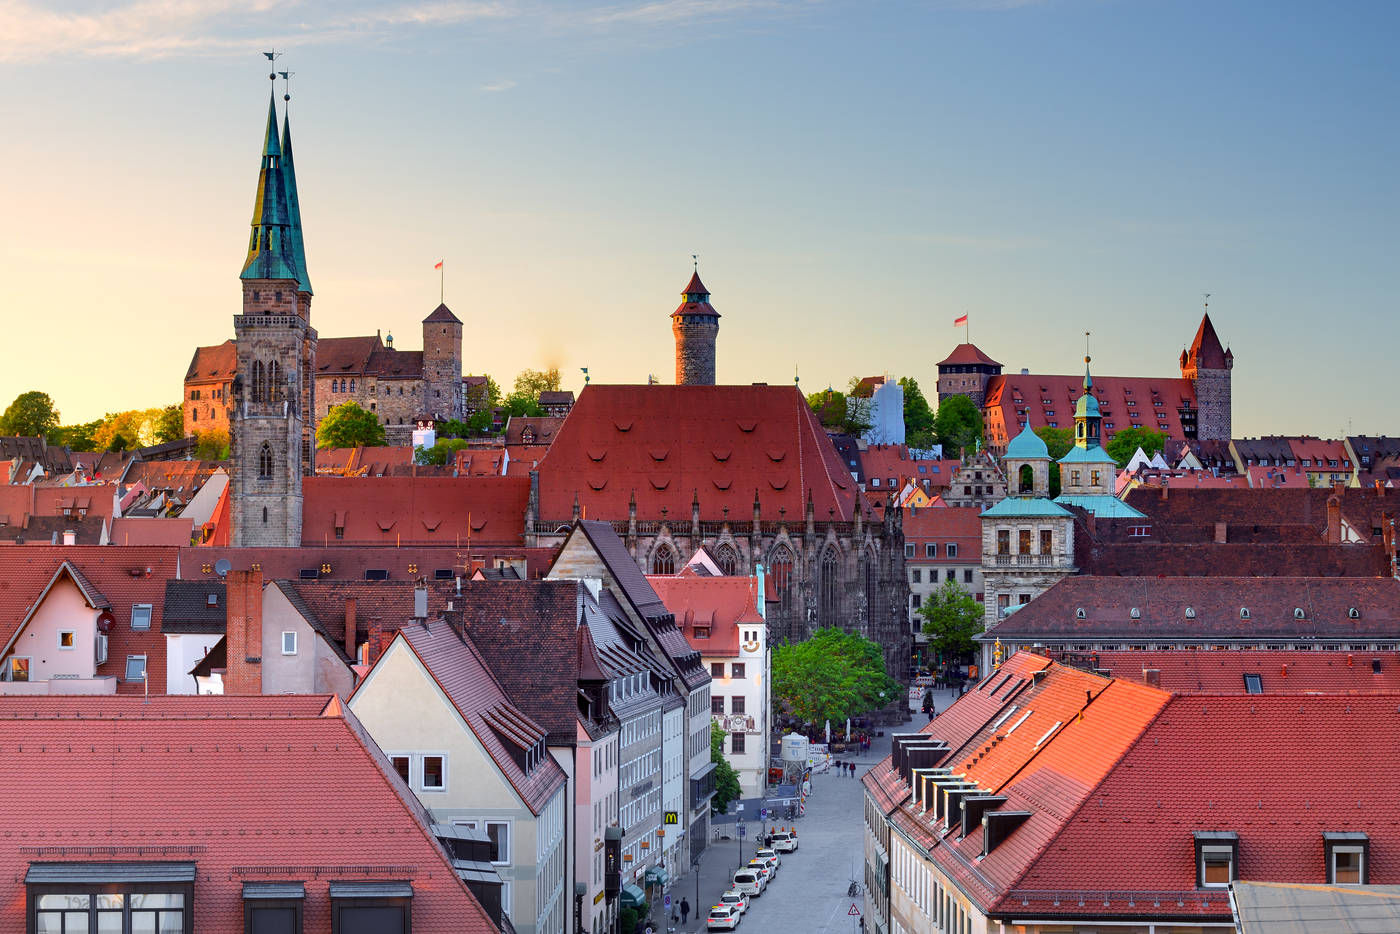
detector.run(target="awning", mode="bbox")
[329,882,413,900]
[643,867,669,887]
[243,883,305,900]
[619,884,647,908]
[26,862,196,884]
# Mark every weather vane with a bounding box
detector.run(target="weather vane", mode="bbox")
[279,70,295,103]
[1203,292,1211,312]
[263,49,281,82]
[692,253,698,272]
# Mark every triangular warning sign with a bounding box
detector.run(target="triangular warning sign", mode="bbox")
[848,903,861,916]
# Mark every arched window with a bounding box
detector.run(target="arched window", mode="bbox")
[1018,463,1035,494]
[864,550,878,622]
[250,360,266,404]
[349,379,356,393]
[267,360,282,403]
[769,547,793,593]
[651,545,676,576]
[715,544,738,576]
[820,549,841,621]
[258,442,273,479]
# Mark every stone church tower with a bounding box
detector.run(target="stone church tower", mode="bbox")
[672,269,719,385]
[422,304,464,421]
[229,86,316,547]
[1180,312,1233,441]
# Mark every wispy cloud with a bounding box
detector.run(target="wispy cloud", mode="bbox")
[480,77,517,91]
[587,0,791,26]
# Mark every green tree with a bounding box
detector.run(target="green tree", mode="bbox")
[502,393,546,419]
[771,627,901,724]
[898,377,936,449]
[414,437,471,466]
[1104,426,1167,469]
[807,388,847,428]
[512,367,561,402]
[1035,426,1074,497]
[467,410,497,434]
[464,375,501,413]
[435,419,470,440]
[193,429,230,460]
[155,404,185,443]
[0,391,60,438]
[92,410,149,452]
[710,720,744,815]
[316,401,386,449]
[934,394,983,458]
[917,579,984,664]
[49,419,102,452]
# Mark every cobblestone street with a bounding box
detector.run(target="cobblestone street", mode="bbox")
[654,690,957,933]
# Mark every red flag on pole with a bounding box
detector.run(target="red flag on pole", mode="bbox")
[953,314,968,327]
[434,260,443,270]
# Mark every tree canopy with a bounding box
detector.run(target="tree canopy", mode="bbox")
[0,391,59,438]
[917,579,984,663]
[771,627,902,724]
[316,401,386,449]
[193,429,230,460]
[155,404,185,444]
[806,379,873,436]
[898,377,936,449]
[709,720,743,815]
[414,437,471,465]
[512,367,561,402]
[48,419,102,452]
[464,375,501,413]
[1105,426,1167,469]
[934,394,983,458]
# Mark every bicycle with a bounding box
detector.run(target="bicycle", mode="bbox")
[847,881,864,897]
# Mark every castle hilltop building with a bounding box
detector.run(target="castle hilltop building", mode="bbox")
[938,312,1234,453]
[672,269,719,386]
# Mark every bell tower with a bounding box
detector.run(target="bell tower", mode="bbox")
[229,68,316,547]
[672,262,719,386]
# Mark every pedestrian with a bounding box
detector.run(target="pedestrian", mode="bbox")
[680,898,690,925]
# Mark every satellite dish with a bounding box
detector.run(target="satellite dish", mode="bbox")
[96,610,115,633]
[214,559,233,578]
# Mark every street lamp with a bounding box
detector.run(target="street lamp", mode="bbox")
[736,816,745,870]
[575,881,588,934]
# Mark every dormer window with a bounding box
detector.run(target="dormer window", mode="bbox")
[1195,831,1238,887]
[1349,607,1361,619]
[1075,608,1086,620]
[1294,607,1306,620]
[1185,607,1196,620]
[1325,832,1369,885]
[1130,607,1141,620]
[1240,607,1250,619]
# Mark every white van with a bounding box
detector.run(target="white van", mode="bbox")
[770,832,798,853]
[732,869,764,897]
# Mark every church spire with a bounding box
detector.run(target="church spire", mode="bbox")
[1073,354,1101,449]
[240,87,298,283]
[280,101,312,295]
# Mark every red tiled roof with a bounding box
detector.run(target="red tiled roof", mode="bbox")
[504,417,564,446]
[423,302,462,324]
[1185,311,1229,370]
[301,476,528,546]
[398,620,568,815]
[984,373,1197,448]
[1122,485,1398,543]
[1084,649,1400,693]
[184,339,235,382]
[858,446,958,490]
[1245,464,1313,488]
[315,335,381,375]
[536,385,861,522]
[315,446,414,477]
[0,546,179,694]
[121,461,221,497]
[454,448,505,477]
[506,445,551,476]
[368,348,425,379]
[672,271,718,317]
[32,484,115,522]
[109,517,193,546]
[902,505,982,562]
[0,695,497,932]
[938,343,1002,368]
[182,545,557,582]
[647,574,762,657]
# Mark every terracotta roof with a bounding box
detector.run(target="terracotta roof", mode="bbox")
[937,343,1002,368]
[858,446,958,491]
[504,417,564,447]
[398,619,568,815]
[32,484,116,522]
[0,695,497,932]
[1246,465,1313,488]
[984,373,1196,448]
[986,576,1400,643]
[315,336,381,375]
[1122,486,1398,542]
[301,476,528,546]
[537,391,574,406]
[1184,311,1229,370]
[454,448,505,477]
[423,303,462,324]
[184,339,235,381]
[109,517,193,546]
[314,446,414,477]
[536,385,861,522]
[1078,649,1400,693]
[368,347,425,379]
[181,545,557,583]
[0,546,178,693]
[1079,542,1390,577]
[505,445,550,476]
[647,574,762,656]
[902,505,982,562]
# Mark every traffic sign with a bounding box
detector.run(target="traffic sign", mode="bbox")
[848,904,861,916]
[664,895,671,909]
[738,825,746,838]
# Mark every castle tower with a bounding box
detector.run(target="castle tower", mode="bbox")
[423,304,464,421]
[1180,312,1233,441]
[672,268,719,386]
[230,84,316,547]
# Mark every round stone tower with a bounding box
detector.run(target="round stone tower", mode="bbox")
[672,269,719,385]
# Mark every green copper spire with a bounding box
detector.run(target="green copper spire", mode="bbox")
[280,107,312,295]
[240,88,299,283]
[1073,354,1101,449]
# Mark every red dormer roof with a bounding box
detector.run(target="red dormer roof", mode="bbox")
[647,574,763,657]
[938,343,1002,368]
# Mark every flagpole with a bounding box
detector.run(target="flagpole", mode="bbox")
[440,260,444,304]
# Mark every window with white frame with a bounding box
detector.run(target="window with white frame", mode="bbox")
[58,631,76,650]
[281,631,297,655]
[130,604,153,631]
[1325,832,1369,885]
[124,655,146,681]
[421,754,446,790]
[1195,831,1238,887]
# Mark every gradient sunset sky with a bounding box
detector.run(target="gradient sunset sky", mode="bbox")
[3,0,1396,435]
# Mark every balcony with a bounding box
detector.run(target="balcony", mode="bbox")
[989,554,1074,569]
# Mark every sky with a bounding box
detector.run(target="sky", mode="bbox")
[2,0,1396,437]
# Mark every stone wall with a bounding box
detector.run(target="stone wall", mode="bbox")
[672,319,717,386]
[1194,367,1232,441]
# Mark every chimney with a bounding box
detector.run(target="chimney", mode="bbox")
[1326,495,1342,545]
[62,529,76,546]
[224,569,263,694]
[344,597,357,661]
[1214,522,1227,544]
[1143,668,1161,688]
[1377,480,1386,497]
[413,584,429,621]
[1160,483,1169,501]
[1334,480,1346,496]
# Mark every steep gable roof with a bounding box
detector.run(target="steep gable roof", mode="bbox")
[301,476,528,546]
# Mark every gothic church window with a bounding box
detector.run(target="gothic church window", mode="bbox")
[769,549,793,595]
[820,549,840,620]
[716,544,737,576]
[267,360,282,403]
[258,443,273,479]
[251,361,266,404]
[652,546,676,576]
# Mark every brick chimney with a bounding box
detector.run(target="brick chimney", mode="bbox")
[344,597,357,661]
[224,569,263,694]
[1326,495,1342,545]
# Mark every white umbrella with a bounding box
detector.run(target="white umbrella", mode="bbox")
[824,719,830,744]
[846,717,851,742]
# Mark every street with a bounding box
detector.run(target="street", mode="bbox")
[654,689,958,933]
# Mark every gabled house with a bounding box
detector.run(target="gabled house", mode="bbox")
[350,618,569,934]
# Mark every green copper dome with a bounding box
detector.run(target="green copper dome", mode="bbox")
[1005,424,1050,460]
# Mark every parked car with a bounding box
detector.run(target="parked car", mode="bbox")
[745,860,774,884]
[755,848,782,869]
[732,869,764,896]
[707,905,742,931]
[718,890,749,916]
[770,832,798,853]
